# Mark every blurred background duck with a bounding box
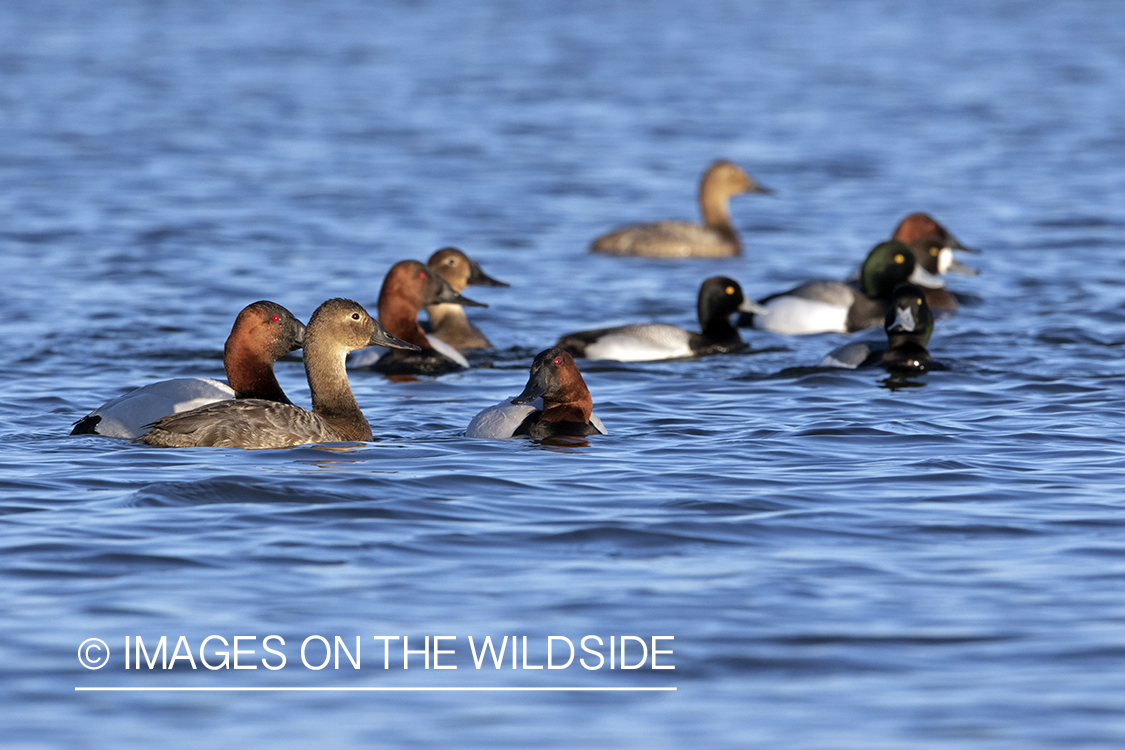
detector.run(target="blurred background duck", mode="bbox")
[589,160,770,258]
[741,241,919,335]
[890,212,980,312]
[351,260,485,376]
[423,247,508,351]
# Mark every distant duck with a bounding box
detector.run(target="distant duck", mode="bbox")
[556,276,761,361]
[350,260,485,376]
[424,247,508,351]
[135,299,418,449]
[741,241,918,335]
[71,300,305,439]
[892,212,978,276]
[466,347,607,439]
[822,283,942,373]
[589,160,770,258]
[891,213,979,312]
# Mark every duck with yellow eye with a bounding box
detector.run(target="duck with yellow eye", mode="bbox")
[739,241,919,335]
[555,276,763,361]
[821,283,944,373]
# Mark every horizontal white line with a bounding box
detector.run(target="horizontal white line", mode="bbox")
[75,686,676,692]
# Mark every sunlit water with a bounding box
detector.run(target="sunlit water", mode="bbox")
[3,1,1125,748]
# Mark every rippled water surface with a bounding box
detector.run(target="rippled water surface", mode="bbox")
[4,1,1125,748]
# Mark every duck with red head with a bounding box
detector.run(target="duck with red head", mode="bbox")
[71,300,306,439]
[891,212,979,312]
[135,299,419,449]
[350,260,486,376]
[466,347,607,439]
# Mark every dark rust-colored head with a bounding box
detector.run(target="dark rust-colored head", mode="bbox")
[512,347,594,424]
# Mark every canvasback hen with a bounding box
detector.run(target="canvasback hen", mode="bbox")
[741,241,918,335]
[555,276,760,361]
[590,160,770,258]
[822,283,943,374]
[424,247,508,351]
[135,299,418,449]
[467,347,607,439]
[71,300,305,439]
[350,259,485,376]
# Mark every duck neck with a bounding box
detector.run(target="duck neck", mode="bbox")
[888,330,931,352]
[699,307,741,345]
[224,349,289,403]
[425,303,466,333]
[699,188,740,251]
[540,393,593,426]
[303,338,372,441]
[379,301,432,350]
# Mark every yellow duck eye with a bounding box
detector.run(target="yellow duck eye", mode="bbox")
[894,253,905,264]
[916,298,923,305]
[929,246,939,256]
[725,286,735,295]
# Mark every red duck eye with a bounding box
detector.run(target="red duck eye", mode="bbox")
[418,271,427,279]
[271,315,281,322]
[554,357,562,365]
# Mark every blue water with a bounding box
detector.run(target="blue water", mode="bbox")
[4,1,1125,747]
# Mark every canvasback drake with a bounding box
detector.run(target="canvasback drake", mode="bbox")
[135,299,418,449]
[741,241,918,335]
[589,160,770,258]
[349,260,485,375]
[555,276,761,361]
[466,347,607,439]
[71,300,305,439]
[424,247,508,351]
[822,283,942,373]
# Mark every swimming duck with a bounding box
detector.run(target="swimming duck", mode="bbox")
[892,212,978,276]
[740,241,918,335]
[891,213,979,312]
[821,283,941,373]
[71,300,305,439]
[135,299,419,449]
[424,247,508,351]
[350,260,485,375]
[555,276,760,361]
[466,347,607,439]
[589,160,770,258]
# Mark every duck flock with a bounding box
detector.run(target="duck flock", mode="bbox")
[70,160,975,450]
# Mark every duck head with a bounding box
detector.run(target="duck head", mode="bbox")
[892,212,979,276]
[310,298,420,353]
[697,276,763,332]
[512,347,592,411]
[701,160,771,199]
[885,283,934,349]
[427,247,509,293]
[860,241,918,300]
